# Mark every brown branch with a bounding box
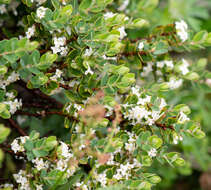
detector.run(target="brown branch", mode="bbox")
[22,102,60,109]
[155,122,174,130]
[59,83,73,90]
[8,119,27,136]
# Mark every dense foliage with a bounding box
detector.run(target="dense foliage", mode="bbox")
[0,0,211,190]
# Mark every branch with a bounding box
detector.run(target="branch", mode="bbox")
[8,119,27,136]
[155,122,174,130]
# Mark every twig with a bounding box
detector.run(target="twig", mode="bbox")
[155,122,174,130]
[8,119,27,136]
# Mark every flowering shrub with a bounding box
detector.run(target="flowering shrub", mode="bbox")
[0,0,211,190]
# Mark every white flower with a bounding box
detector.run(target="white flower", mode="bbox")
[53,36,66,47]
[137,95,151,105]
[11,139,22,153]
[104,12,116,20]
[131,86,140,97]
[138,42,144,51]
[125,142,135,152]
[32,158,46,171]
[60,46,68,56]
[84,63,94,75]
[26,25,35,39]
[173,134,183,144]
[175,20,188,42]
[126,106,150,124]
[118,26,127,40]
[148,148,157,157]
[35,184,43,190]
[51,37,68,56]
[6,92,15,99]
[51,46,61,54]
[60,142,73,158]
[178,111,190,123]
[4,98,22,114]
[50,69,63,81]
[0,4,7,14]
[36,6,47,19]
[167,77,183,89]
[157,61,165,68]
[118,0,130,11]
[56,159,68,171]
[178,59,189,75]
[165,60,174,69]
[157,60,174,69]
[95,172,107,187]
[84,47,93,57]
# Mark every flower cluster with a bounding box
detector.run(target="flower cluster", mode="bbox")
[123,86,167,126]
[36,6,47,19]
[0,72,20,90]
[51,36,68,56]
[175,20,188,42]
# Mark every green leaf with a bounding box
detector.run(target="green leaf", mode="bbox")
[0,65,7,75]
[44,136,57,151]
[79,0,92,12]
[128,18,149,29]
[184,72,200,81]
[153,41,168,55]
[32,149,49,157]
[192,30,208,43]
[0,124,10,143]
[0,103,10,119]
[148,135,163,149]
[142,155,152,167]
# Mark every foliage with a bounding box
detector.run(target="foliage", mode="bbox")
[0,0,211,190]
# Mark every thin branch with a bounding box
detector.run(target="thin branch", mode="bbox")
[155,122,174,130]
[8,119,27,136]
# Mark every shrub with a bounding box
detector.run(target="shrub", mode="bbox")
[0,0,211,190]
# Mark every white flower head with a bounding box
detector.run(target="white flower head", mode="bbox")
[148,148,157,157]
[138,42,144,51]
[32,158,46,171]
[167,77,183,89]
[178,111,190,123]
[84,63,94,75]
[0,4,7,14]
[11,139,22,153]
[157,61,165,68]
[84,47,93,57]
[178,59,189,75]
[36,6,47,19]
[118,26,127,40]
[175,20,188,42]
[26,25,36,39]
[104,12,116,20]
